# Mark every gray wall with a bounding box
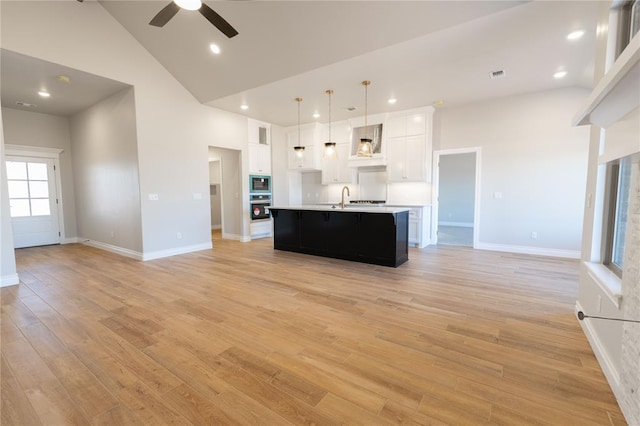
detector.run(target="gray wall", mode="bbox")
[69,87,143,252]
[438,152,475,226]
[436,87,591,254]
[208,147,242,238]
[1,107,78,239]
[209,161,222,229]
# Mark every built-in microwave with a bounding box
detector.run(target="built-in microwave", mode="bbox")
[250,175,271,193]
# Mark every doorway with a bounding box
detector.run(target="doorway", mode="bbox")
[208,147,244,242]
[209,160,223,240]
[433,148,480,247]
[6,155,61,248]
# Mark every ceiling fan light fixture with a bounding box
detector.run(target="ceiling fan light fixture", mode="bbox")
[174,0,201,11]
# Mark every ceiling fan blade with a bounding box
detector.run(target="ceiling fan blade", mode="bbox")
[199,3,239,38]
[149,2,181,27]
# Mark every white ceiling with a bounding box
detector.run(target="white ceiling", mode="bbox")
[1,1,599,126]
[0,49,131,116]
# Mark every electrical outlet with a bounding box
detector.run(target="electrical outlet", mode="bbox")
[531,231,538,240]
[177,232,182,240]
[148,193,159,201]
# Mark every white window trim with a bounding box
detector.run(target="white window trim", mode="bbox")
[5,144,66,242]
[584,261,623,308]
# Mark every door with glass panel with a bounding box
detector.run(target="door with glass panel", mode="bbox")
[6,157,61,248]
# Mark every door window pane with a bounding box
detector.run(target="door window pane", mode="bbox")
[9,199,31,217]
[8,181,29,198]
[6,162,27,179]
[27,162,48,180]
[29,181,49,198]
[30,199,51,216]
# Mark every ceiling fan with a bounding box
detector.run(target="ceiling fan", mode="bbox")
[149,0,239,38]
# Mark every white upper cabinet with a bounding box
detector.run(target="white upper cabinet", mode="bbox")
[385,107,434,182]
[248,118,271,145]
[249,144,271,175]
[248,118,271,175]
[287,123,324,171]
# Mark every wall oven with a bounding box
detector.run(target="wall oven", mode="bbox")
[250,194,271,221]
[249,175,271,193]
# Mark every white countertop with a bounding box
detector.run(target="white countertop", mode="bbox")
[270,205,410,214]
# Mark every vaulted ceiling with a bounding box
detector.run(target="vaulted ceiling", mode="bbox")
[2,1,600,126]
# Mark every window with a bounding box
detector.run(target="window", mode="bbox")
[603,158,632,277]
[6,161,52,218]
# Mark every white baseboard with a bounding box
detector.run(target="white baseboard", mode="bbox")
[82,239,214,261]
[211,225,222,230]
[223,233,251,243]
[82,239,143,261]
[61,237,80,244]
[475,242,580,259]
[439,221,474,228]
[142,242,213,261]
[1,274,20,287]
[574,301,621,395]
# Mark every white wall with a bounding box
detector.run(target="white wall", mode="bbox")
[69,87,142,253]
[2,107,78,240]
[436,87,591,256]
[1,1,251,260]
[438,152,475,226]
[0,112,19,286]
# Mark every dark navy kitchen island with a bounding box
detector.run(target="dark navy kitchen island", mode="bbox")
[269,206,409,267]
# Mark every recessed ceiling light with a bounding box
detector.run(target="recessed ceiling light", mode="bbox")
[240,104,248,110]
[313,112,320,119]
[57,75,70,84]
[38,91,51,98]
[432,99,445,107]
[554,71,568,79]
[388,98,397,105]
[209,43,221,54]
[567,30,585,40]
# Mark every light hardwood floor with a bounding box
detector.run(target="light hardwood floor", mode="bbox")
[1,234,626,425]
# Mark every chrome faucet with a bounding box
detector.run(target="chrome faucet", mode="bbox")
[340,186,350,209]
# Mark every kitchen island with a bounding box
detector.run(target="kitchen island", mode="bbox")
[269,205,409,267]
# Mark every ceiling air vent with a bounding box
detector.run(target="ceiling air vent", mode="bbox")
[15,101,37,108]
[489,70,506,79]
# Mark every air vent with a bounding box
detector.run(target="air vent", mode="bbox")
[15,101,37,108]
[489,70,506,79]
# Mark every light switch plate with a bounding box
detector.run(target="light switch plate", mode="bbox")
[148,193,159,201]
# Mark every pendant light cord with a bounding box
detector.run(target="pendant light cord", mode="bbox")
[326,89,333,142]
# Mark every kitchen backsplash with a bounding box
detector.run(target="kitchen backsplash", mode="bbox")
[301,170,431,205]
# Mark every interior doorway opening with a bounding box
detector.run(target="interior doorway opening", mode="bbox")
[208,146,243,242]
[433,148,480,248]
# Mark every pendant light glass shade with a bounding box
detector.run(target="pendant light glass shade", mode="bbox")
[357,80,373,158]
[293,97,305,158]
[324,89,338,160]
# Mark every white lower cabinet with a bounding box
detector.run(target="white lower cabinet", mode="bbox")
[250,220,272,239]
[322,144,356,184]
[400,206,431,248]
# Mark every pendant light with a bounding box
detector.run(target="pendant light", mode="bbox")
[293,97,305,158]
[324,89,338,160]
[357,80,373,157]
